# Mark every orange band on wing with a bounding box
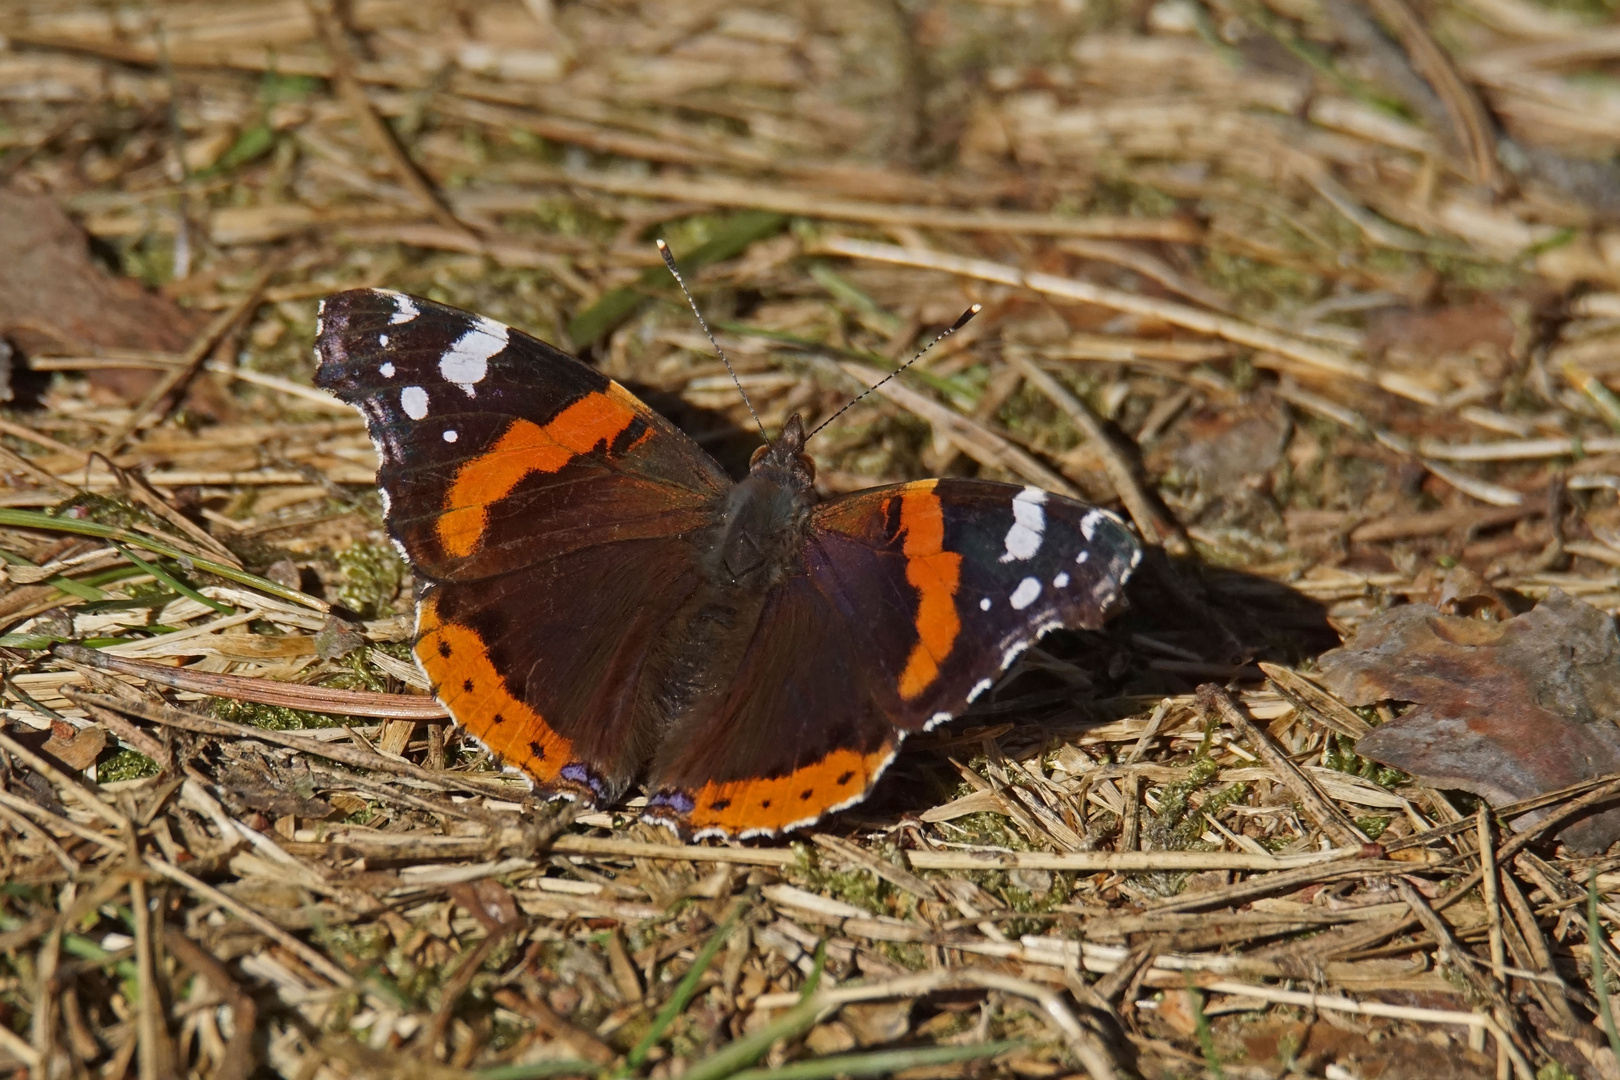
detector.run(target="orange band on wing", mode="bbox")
[680,741,897,835]
[437,388,641,557]
[416,592,572,780]
[896,480,962,700]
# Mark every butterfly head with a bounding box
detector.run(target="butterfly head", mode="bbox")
[747,413,815,489]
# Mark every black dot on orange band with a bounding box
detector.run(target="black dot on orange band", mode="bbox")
[800,789,814,800]
[836,771,854,785]
[438,640,452,657]
[462,678,474,693]
[761,798,772,808]
[528,740,546,760]
[492,713,505,725]
[711,798,731,810]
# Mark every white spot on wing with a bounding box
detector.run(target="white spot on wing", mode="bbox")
[379,333,389,347]
[926,711,954,730]
[1010,576,1042,610]
[979,597,991,611]
[1054,571,1070,588]
[1076,550,1090,564]
[1081,508,1103,541]
[439,318,507,392]
[998,486,1047,563]
[401,385,429,420]
[967,678,993,703]
[443,429,458,443]
[379,362,395,378]
[390,294,419,325]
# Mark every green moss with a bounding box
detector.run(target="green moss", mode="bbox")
[212,697,342,732]
[1354,815,1391,840]
[1086,176,1181,219]
[334,541,406,619]
[1322,734,1407,788]
[97,748,159,783]
[1199,249,1324,316]
[49,493,163,534]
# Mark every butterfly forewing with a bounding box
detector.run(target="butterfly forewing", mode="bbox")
[314,289,729,582]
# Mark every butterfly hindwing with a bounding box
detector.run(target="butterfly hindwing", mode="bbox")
[643,478,1140,836]
[808,479,1139,724]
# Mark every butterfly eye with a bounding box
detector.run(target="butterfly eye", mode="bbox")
[749,444,770,468]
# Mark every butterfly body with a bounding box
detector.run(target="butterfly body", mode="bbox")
[315,288,1141,837]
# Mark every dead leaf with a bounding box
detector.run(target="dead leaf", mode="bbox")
[448,877,520,932]
[1318,588,1620,852]
[1433,565,1513,620]
[1153,988,1203,1037]
[41,721,107,772]
[0,189,225,412]
[1159,392,1292,495]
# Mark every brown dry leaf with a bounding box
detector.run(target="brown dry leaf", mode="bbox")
[40,720,106,771]
[1318,588,1620,851]
[0,188,216,407]
[449,878,520,932]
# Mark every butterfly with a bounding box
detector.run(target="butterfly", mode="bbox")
[314,288,1140,838]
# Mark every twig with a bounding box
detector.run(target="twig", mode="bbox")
[1009,353,1185,554]
[1197,684,1368,847]
[306,0,472,238]
[524,163,1198,241]
[814,237,1442,406]
[59,689,505,796]
[96,261,282,457]
[1364,0,1502,187]
[835,360,1078,494]
[144,856,353,987]
[58,646,447,720]
[162,928,257,1080]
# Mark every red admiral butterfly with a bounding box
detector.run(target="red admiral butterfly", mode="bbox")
[314,288,1140,837]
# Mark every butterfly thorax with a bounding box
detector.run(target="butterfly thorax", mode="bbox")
[708,414,816,589]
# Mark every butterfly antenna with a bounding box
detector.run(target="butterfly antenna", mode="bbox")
[657,239,767,440]
[807,304,982,440]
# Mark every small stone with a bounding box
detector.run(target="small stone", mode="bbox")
[842,1000,911,1046]
[314,615,366,660]
[264,558,302,590]
[547,984,581,1016]
[805,1022,857,1056]
[1009,868,1053,896]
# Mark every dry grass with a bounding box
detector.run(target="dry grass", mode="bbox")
[3,0,1620,1076]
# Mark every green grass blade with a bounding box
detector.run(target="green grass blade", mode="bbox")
[112,542,234,615]
[681,943,829,1080]
[626,898,750,1070]
[1590,873,1620,1065]
[1187,976,1225,1080]
[566,211,787,346]
[0,508,329,612]
[725,1039,1024,1080]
